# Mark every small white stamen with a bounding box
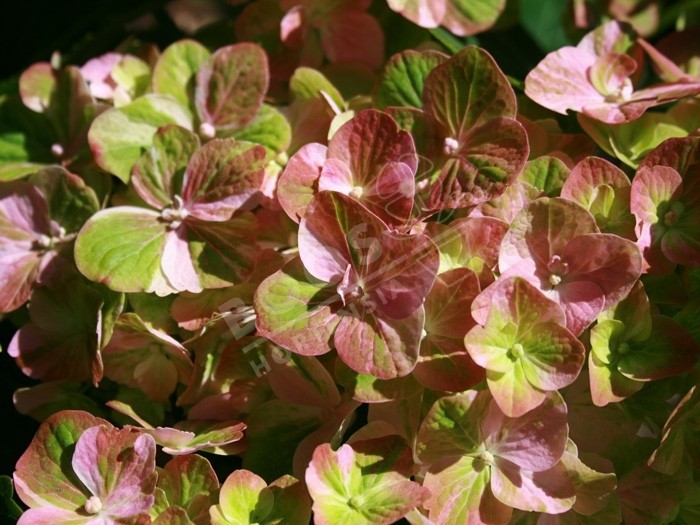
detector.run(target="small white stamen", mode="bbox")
[199,122,216,139]
[443,137,459,156]
[84,496,102,514]
[51,143,65,157]
[349,186,363,199]
[510,343,525,359]
[36,234,52,249]
[480,450,495,465]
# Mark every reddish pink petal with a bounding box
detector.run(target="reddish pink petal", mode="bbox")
[562,233,643,308]
[328,110,417,184]
[631,166,684,224]
[499,197,599,273]
[491,459,575,513]
[320,12,385,70]
[483,392,568,472]
[335,305,424,379]
[548,279,606,335]
[364,230,439,320]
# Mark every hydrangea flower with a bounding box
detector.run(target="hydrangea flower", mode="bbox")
[473,197,643,335]
[14,411,157,525]
[525,21,700,124]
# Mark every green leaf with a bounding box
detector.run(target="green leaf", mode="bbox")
[195,43,269,133]
[422,455,493,523]
[211,471,310,525]
[10,276,123,385]
[290,67,344,110]
[444,0,506,37]
[519,156,570,196]
[306,436,428,525]
[229,104,291,157]
[0,94,54,180]
[88,94,192,182]
[244,400,325,481]
[335,359,421,403]
[19,63,55,112]
[415,390,487,463]
[153,40,211,116]
[131,125,200,208]
[27,166,100,233]
[154,455,219,524]
[423,45,516,135]
[618,316,699,381]
[578,112,689,169]
[255,258,340,358]
[519,0,571,53]
[375,50,448,109]
[14,382,107,422]
[111,56,152,106]
[0,476,23,522]
[75,207,171,294]
[212,469,273,524]
[45,66,96,152]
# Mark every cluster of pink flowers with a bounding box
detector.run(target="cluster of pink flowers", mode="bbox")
[1,3,700,524]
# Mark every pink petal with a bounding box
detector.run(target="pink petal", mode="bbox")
[414,334,484,392]
[562,233,643,308]
[499,197,599,273]
[587,52,636,99]
[364,230,439,320]
[491,459,575,513]
[362,161,415,227]
[547,279,606,336]
[328,110,417,184]
[17,507,90,525]
[334,305,424,379]
[386,0,446,28]
[424,268,481,338]
[577,20,633,57]
[280,5,305,48]
[525,46,602,115]
[631,166,684,224]
[277,143,328,223]
[181,139,266,220]
[161,228,202,293]
[71,426,156,518]
[483,392,569,472]
[318,158,354,194]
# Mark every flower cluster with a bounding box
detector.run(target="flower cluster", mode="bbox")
[2,3,700,524]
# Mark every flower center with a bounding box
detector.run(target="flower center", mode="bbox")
[349,186,364,199]
[664,201,685,227]
[160,195,189,230]
[509,343,525,360]
[348,495,365,509]
[50,143,65,158]
[547,255,569,287]
[473,449,495,471]
[84,496,103,515]
[617,342,630,355]
[33,225,72,252]
[443,137,460,156]
[480,450,495,465]
[199,122,216,139]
